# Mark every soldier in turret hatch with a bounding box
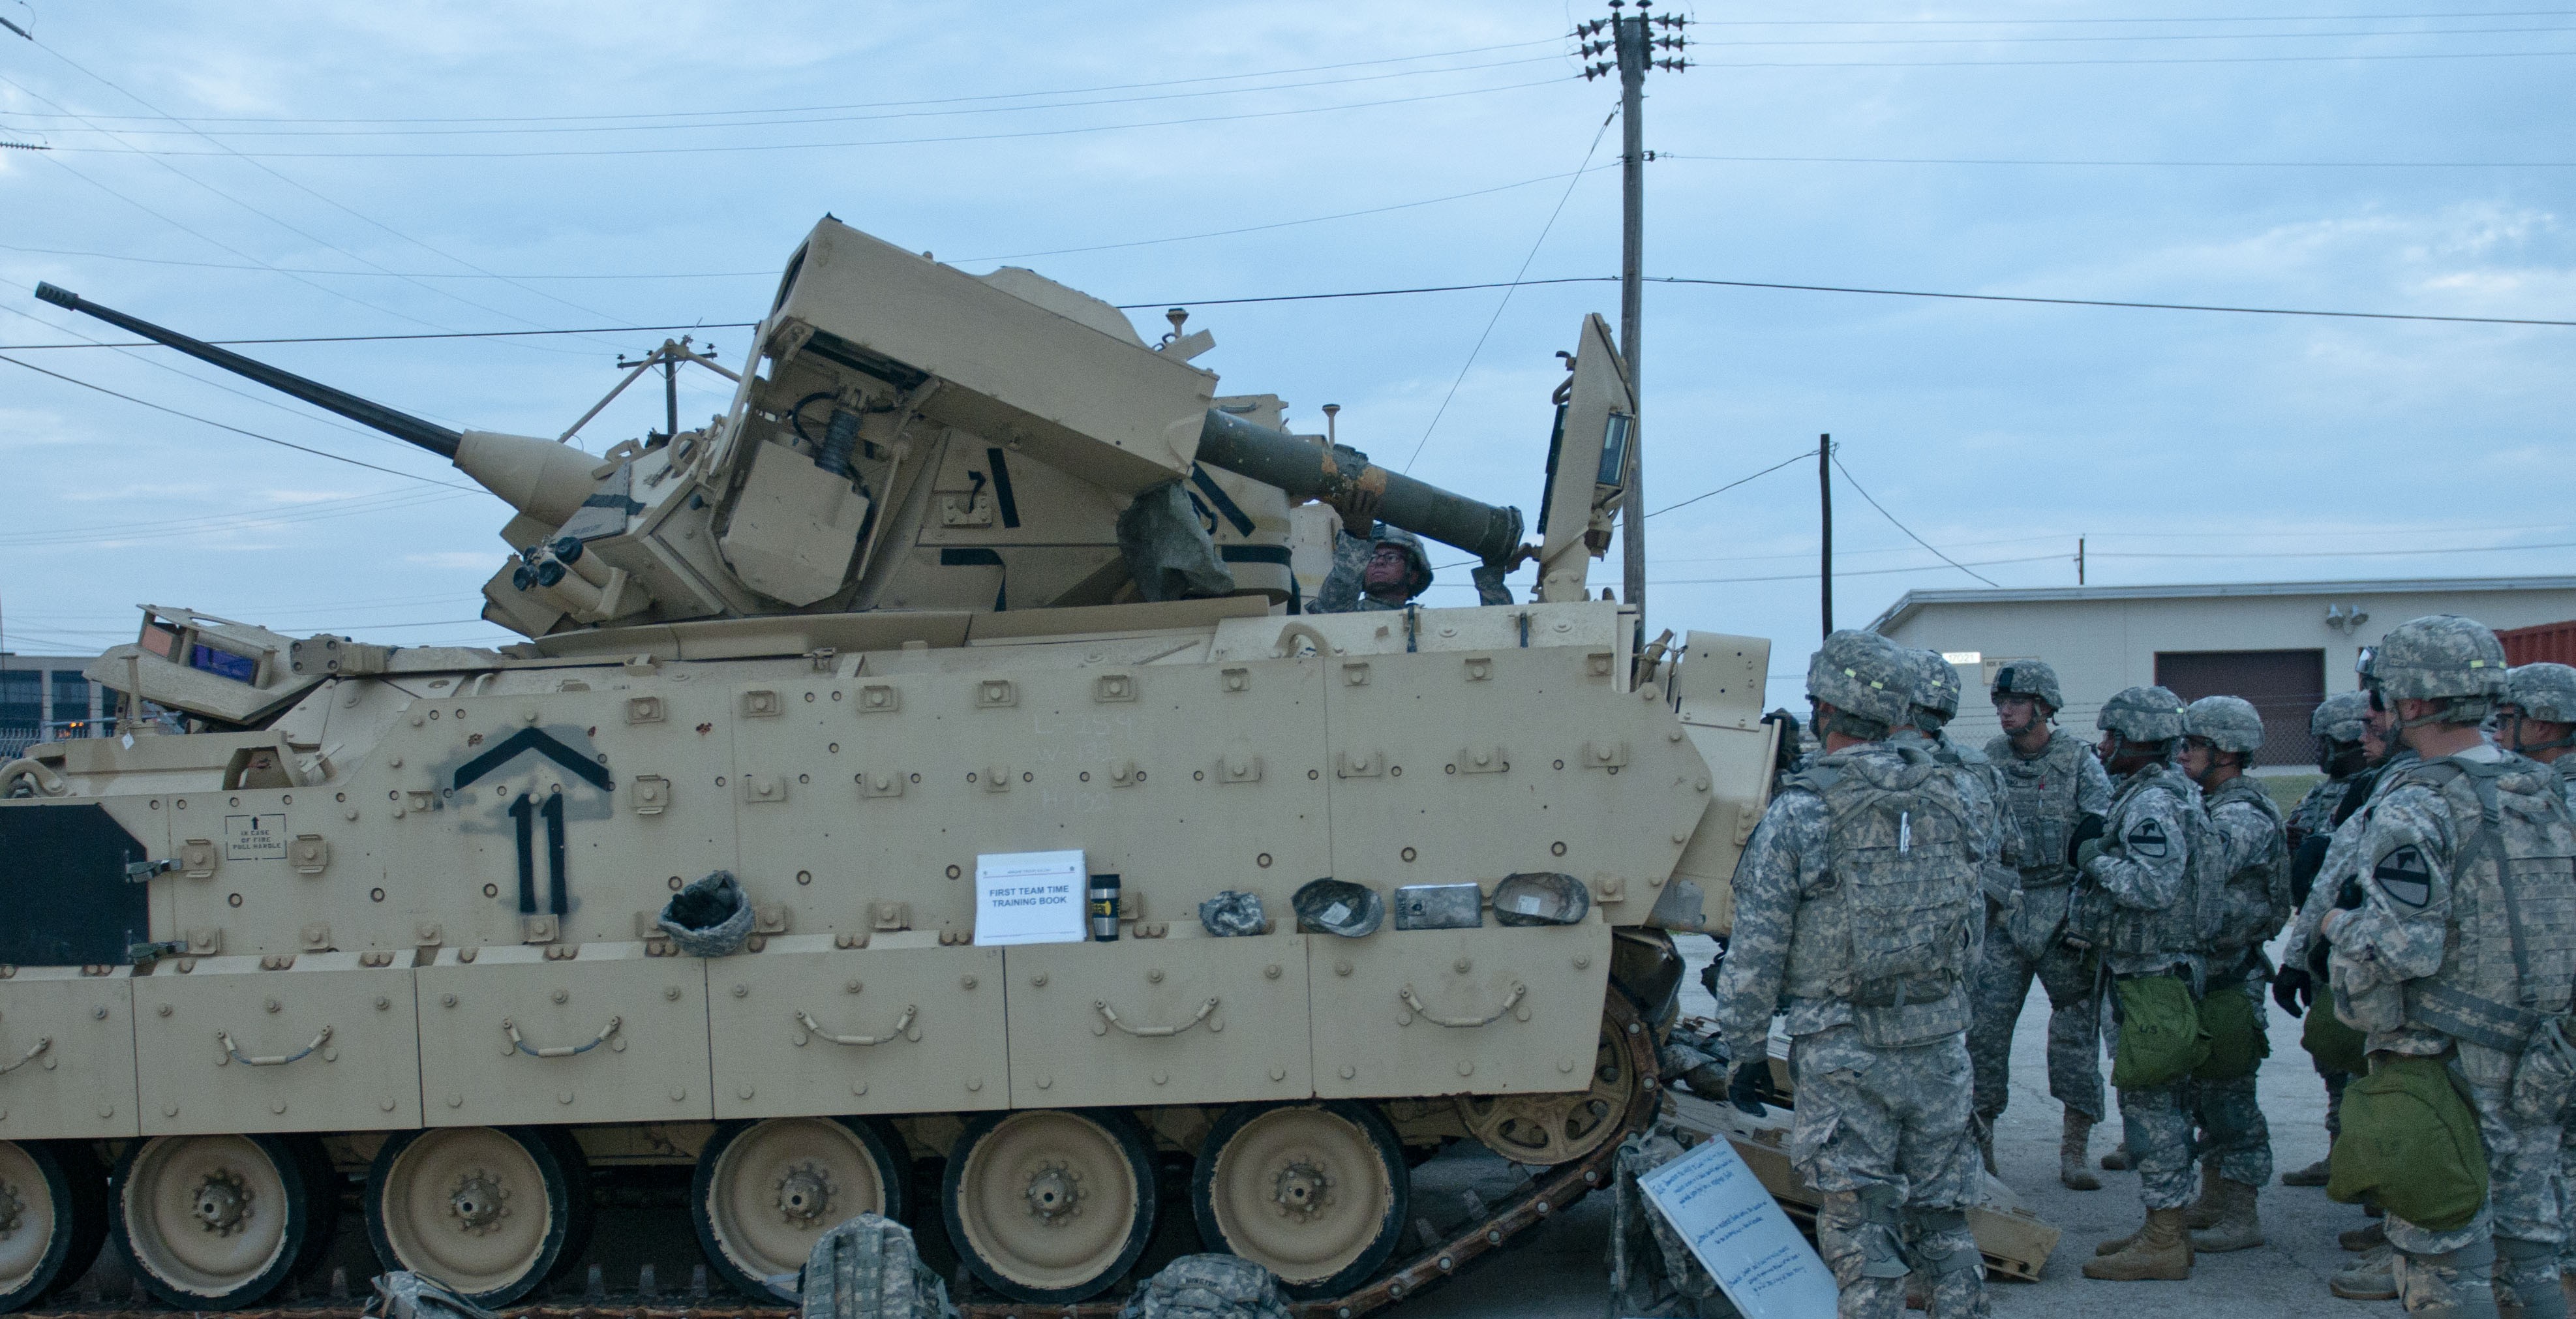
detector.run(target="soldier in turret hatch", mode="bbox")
[1312,485,1517,611]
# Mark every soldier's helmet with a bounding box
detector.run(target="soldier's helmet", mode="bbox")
[2097,685,2189,744]
[2185,695,2265,755]
[2504,663,2576,724]
[2309,690,2372,744]
[1911,649,1962,723]
[1989,658,2063,714]
[2357,614,2508,707]
[1368,523,1434,596]
[1805,630,1913,727]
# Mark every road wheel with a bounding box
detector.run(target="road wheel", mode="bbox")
[692,1116,907,1299]
[365,1127,583,1307]
[1191,1101,1407,1297]
[112,1134,310,1309]
[942,1108,1155,1304]
[1456,1008,1637,1166]
[0,1140,107,1312]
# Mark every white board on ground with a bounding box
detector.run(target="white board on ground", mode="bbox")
[973,849,1088,947]
[1636,1135,1839,1319]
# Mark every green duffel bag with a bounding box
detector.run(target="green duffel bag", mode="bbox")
[2329,1053,2488,1232]
[2194,982,2272,1082]
[2302,998,2371,1077]
[2110,974,2211,1090]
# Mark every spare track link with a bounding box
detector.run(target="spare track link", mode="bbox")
[23,995,1658,1319]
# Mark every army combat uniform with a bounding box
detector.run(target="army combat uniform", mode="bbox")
[2074,756,2212,1219]
[2189,770,2292,1204]
[1712,631,1989,1319]
[1967,731,2114,1134]
[1311,524,1511,611]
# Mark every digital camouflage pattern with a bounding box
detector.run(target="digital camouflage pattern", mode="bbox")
[1114,1256,1293,1319]
[1988,659,2063,714]
[2285,774,2357,847]
[1608,1127,1740,1318]
[2192,976,2274,1188]
[1969,731,2114,1127]
[2326,744,2576,1259]
[2359,613,2510,708]
[2184,695,2264,755]
[800,1215,958,1319]
[1312,524,1510,611]
[2507,662,2576,725]
[2070,761,2208,976]
[1806,630,1915,730]
[2311,690,2373,746]
[2095,685,2189,745]
[2077,758,2210,1215]
[2279,750,2420,979]
[1710,733,1989,1318]
[1911,649,1963,724]
[2200,777,2292,961]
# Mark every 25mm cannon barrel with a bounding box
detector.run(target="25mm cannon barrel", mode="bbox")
[1195,408,1524,564]
[35,283,465,459]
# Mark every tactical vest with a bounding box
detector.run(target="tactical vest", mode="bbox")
[1986,732,2093,886]
[1779,749,1982,1038]
[2288,775,2354,845]
[2072,763,2221,963]
[2202,777,2291,957]
[2392,756,2576,1053]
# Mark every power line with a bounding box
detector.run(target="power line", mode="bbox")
[1682,23,2576,47]
[1680,46,2576,68]
[0,353,473,488]
[31,76,1572,160]
[1687,10,2576,26]
[0,320,760,350]
[1660,152,2576,168]
[1828,451,2001,586]
[1403,110,1616,474]
[1641,275,2576,327]
[1648,448,1819,517]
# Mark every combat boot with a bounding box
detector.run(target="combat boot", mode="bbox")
[2083,1207,2193,1281]
[2282,1135,2333,1187]
[2060,1112,2101,1191]
[2331,1245,2397,1301]
[1977,1127,1996,1177]
[2100,1148,2130,1171]
[2187,1179,2264,1253]
[2342,1220,2388,1252]
[2181,1163,2225,1230]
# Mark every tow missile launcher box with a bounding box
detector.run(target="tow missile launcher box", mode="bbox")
[1,222,1778,1314]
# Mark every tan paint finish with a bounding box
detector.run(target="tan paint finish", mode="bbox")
[134,954,419,1135]
[1002,933,1312,1108]
[416,943,712,1127]
[706,934,1007,1117]
[0,966,140,1141]
[1310,923,1611,1099]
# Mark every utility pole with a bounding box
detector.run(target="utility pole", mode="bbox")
[2077,535,2087,586]
[1579,1,1687,631]
[1819,435,1834,639]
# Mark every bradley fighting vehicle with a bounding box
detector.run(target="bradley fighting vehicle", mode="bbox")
[0,219,1779,1314]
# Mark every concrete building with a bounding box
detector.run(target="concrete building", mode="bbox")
[0,652,114,759]
[1870,576,2576,767]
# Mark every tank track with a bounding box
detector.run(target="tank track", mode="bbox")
[21,995,1658,1319]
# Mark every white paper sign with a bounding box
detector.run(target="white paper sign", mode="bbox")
[972,850,1089,947]
[1637,1136,1840,1319]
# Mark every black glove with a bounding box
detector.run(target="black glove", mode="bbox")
[1761,709,1802,775]
[2065,813,2106,868]
[1699,954,1721,1000]
[2273,966,2314,1017]
[2289,834,2332,910]
[1727,1061,1770,1115]
[2336,875,2364,910]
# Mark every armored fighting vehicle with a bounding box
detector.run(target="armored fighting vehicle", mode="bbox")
[0,220,1778,1313]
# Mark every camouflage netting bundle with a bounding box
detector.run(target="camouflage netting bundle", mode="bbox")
[1117,480,1235,602]
[1607,1127,1742,1318]
[658,870,753,958]
[1115,1255,1292,1319]
[1198,890,1267,937]
[370,1273,500,1319]
[800,1214,957,1319]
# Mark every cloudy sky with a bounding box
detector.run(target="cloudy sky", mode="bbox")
[1,1,2569,684]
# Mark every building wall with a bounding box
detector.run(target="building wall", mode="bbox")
[1879,585,2576,755]
[0,654,108,759]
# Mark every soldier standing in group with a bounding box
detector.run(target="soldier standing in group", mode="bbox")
[2321,616,2576,1319]
[2075,686,2212,1282]
[2176,696,2292,1253]
[2493,661,2576,1306]
[2276,690,2375,1189]
[1710,630,1990,1319]
[1895,650,2016,906]
[1967,661,2116,1190]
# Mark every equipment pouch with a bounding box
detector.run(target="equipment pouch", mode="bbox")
[2301,996,2371,1077]
[2329,1053,2489,1232]
[2109,973,2211,1090]
[2193,981,2271,1082]
[2510,1016,2576,1122]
